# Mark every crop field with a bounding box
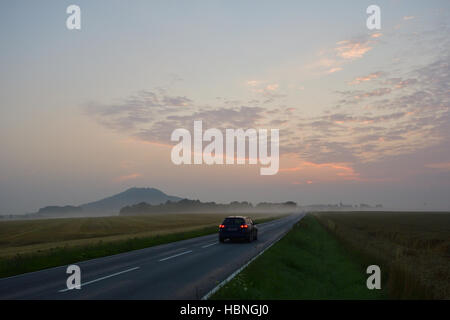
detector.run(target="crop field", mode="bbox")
[315,212,450,299]
[0,212,282,277]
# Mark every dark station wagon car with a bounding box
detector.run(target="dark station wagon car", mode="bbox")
[218,216,258,242]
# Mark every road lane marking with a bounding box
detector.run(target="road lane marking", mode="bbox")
[202,242,218,248]
[158,250,193,262]
[58,266,140,293]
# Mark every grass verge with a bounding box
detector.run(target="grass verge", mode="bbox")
[211,214,386,299]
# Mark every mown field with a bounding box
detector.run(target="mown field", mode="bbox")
[0,213,282,278]
[212,215,385,299]
[315,212,450,299]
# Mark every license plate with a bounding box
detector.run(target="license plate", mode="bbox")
[228,227,237,231]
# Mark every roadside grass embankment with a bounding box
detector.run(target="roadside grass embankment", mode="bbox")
[0,213,283,278]
[212,214,386,299]
[315,212,450,299]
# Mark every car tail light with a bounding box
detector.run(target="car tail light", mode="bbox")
[219,224,225,228]
[240,224,248,229]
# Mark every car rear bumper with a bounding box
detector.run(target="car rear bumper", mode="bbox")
[219,230,250,239]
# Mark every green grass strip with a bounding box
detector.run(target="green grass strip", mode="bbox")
[212,215,386,299]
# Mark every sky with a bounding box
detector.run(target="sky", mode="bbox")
[0,0,449,213]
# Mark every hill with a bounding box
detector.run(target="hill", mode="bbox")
[81,187,181,214]
[28,188,182,218]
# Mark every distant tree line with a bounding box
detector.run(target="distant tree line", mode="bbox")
[119,199,298,215]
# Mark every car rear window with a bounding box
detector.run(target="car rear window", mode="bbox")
[223,218,245,225]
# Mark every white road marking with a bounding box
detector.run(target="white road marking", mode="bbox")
[158,250,193,262]
[59,266,140,293]
[202,242,218,248]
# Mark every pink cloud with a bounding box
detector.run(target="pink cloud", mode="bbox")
[349,71,384,85]
[328,67,343,74]
[335,40,373,59]
[280,161,361,182]
[115,173,141,182]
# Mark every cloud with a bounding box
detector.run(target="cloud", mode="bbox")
[89,48,448,175]
[309,34,383,75]
[280,160,361,182]
[265,84,279,91]
[134,106,267,144]
[383,78,418,89]
[349,71,385,85]
[86,25,449,186]
[327,67,343,74]
[246,80,262,87]
[425,162,450,170]
[250,83,286,103]
[355,88,392,99]
[252,83,280,94]
[291,42,449,171]
[336,87,392,103]
[291,180,313,185]
[86,90,194,132]
[162,95,192,107]
[86,84,295,151]
[114,173,141,182]
[335,39,373,59]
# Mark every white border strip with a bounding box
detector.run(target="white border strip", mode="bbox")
[201,214,304,300]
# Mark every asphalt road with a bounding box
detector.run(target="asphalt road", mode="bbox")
[0,213,304,300]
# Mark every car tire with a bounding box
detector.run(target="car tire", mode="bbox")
[219,237,225,243]
[254,231,258,241]
[247,232,253,242]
